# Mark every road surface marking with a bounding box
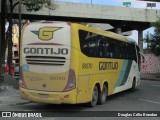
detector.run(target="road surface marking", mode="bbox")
[0,105,6,107]
[40,118,57,120]
[139,99,160,105]
[151,85,160,87]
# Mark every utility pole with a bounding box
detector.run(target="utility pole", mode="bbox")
[18,0,21,74]
[19,0,21,57]
[0,0,7,82]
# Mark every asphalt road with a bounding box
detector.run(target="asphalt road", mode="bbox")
[0,80,160,120]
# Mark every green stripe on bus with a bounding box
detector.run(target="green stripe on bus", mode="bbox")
[120,60,132,86]
[115,60,128,87]
[115,60,132,87]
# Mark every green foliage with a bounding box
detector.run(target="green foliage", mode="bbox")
[22,0,57,11]
[144,19,160,56]
[5,0,57,76]
[151,19,160,31]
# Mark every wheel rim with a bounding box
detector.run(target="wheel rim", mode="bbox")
[92,87,98,103]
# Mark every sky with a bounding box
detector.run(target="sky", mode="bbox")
[55,0,160,9]
[55,0,160,48]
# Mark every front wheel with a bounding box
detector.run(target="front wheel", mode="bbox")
[98,84,108,105]
[131,78,136,91]
[88,85,98,107]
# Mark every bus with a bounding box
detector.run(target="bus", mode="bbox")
[19,21,141,107]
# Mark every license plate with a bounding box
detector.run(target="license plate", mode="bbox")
[39,94,48,98]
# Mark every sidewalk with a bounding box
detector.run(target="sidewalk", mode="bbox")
[140,73,160,81]
[0,84,30,107]
[3,73,19,89]
[0,74,30,107]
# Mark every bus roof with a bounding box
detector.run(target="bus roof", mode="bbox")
[26,21,137,45]
[73,23,137,45]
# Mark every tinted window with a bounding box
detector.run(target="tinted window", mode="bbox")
[79,30,137,61]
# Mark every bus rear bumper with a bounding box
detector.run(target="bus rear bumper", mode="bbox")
[20,87,77,104]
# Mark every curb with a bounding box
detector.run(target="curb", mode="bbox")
[141,78,160,81]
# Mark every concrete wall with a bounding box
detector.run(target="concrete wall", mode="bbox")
[13,2,160,23]
[12,24,19,62]
[141,54,160,73]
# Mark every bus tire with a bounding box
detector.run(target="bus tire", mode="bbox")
[131,78,136,91]
[88,85,98,107]
[98,84,108,105]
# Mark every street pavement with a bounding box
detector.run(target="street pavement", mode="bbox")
[1,79,160,110]
[0,79,160,120]
[0,80,160,116]
[141,73,160,81]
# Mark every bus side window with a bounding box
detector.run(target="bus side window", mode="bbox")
[121,42,125,59]
[103,38,110,58]
[134,46,137,62]
[108,41,115,58]
[114,41,119,59]
[128,44,132,60]
[95,38,100,57]
[126,43,129,59]
[99,37,107,57]
[130,45,134,60]
[136,46,140,70]
[89,38,95,57]
[94,39,98,57]
[124,43,128,59]
[99,39,103,57]
[82,44,87,55]
[120,42,124,59]
[118,42,123,59]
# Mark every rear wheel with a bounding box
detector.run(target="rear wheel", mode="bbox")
[88,85,98,107]
[98,84,108,105]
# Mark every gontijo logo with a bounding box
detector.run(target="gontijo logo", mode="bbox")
[31,27,62,41]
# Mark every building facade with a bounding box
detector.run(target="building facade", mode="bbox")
[141,49,160,73]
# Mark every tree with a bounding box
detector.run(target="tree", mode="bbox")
[0,0,7,79]
[6,0,57,76]
[144,19,160,56]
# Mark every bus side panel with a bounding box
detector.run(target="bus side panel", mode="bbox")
[77,75,90,103]
[70,24,81,103]
[98,59,124,96]
[113,60,132,93]
[102,73,118,96]
[113,60,139,94]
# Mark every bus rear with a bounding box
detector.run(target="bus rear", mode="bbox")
[20,22,77,104]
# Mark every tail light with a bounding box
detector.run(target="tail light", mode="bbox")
[19,66,27,89]
[19,79,27,89]
[63,69,76,92]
